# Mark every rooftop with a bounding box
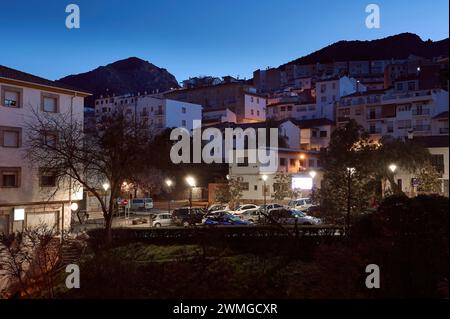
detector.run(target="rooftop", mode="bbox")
[0,65,91,96]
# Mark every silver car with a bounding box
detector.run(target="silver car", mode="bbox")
[152,213,173,227]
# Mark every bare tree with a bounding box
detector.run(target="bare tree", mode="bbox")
[26,108,153,243]
[0,225,62,298]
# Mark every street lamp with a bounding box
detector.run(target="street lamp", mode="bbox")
[102,182,110,211]
[185,176,196,210]
[309,170,317,179]
[388,164,399,194]
[165,179,173,213]
[389,164,397,173]
[346,167,355,232]
[262,174,268,215]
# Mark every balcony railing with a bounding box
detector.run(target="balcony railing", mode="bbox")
[367,113,383,120]
[413,125,431,132]
[412,109,431,116]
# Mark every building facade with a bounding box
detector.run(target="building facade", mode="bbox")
[0,65,89,235]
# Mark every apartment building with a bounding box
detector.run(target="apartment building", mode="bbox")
[95,94,202,132]
[393,136,449,197]
[336,88,449,138]
[228,148,322,201]
[315,76,367,120]
[164,80,266,123]
[0,65,89,235]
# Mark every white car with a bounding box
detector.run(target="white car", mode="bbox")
[287,198,313,211]
[152,213,173,227]
[232,204,259,216]
[207,203,230,213]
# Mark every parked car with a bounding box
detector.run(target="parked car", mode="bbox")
[232,204,259,216]
[130,198,154,212]
[152,213,173,227]
[258,203,285,213]
[172,207,205,227]
[268,208,322,225]
[204,214,254,226]
[202,210,232,223]
[207,203,230,213]
[239,208,265,223]
[287,198,313,211]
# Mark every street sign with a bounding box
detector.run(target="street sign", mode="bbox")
[121,199,129,206]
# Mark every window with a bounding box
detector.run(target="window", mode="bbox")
[40,169,57,187]
[312,130,318,138]
[182,107,186,114]
[241,182,249,191]
[309,159,315,167]
[0,127,21,148]
[0,167,21,188]
[279,158,286,166]
[102,107,108,113]
[257,98,260,104]
[287,105,293,112]
[320,84,326,93]
[319,130,327,137]
[43,131,58,147]
[431,155,445,174]
[41,93,59,113]
[251,109,254,115]
[250,97,254,103]
[280,106,286,112]
[254,185,258,191]
[257,110,260,116]
[1,86,22,108]
[321,96,327,102]
[181,120,187,127]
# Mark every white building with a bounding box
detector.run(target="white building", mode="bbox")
[243,92,267,122]
[315,76,367,120]
[337,88,449,138]
[228,148,322,201]
[0,65,89,235]
[95,94,202,133]
[393,136,449,197]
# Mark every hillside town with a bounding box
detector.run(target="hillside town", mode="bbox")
[0,31,449,299]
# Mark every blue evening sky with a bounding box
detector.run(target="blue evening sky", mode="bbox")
[0,0,448,82]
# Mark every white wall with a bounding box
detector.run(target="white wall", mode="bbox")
[164,99,202,131]
[244,94,266,122]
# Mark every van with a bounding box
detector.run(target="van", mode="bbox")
[130,198,154,212]
[287,198,312,211]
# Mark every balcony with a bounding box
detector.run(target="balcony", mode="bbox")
[413,125,431,132]
[366,113,383,120]
[412,109,431,116]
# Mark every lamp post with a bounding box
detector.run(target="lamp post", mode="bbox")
[185,176,196,210]
[346,167,355,232]
[262,174,268,215]
[102,182,110,210]
[389,163,398,194]
[165,179,173,213]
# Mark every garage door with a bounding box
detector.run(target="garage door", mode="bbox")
[26,211,58,231]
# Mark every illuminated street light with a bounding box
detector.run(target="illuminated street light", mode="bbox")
[309,170,317,179]
[261,174,268,181]
[102,182,110,191]
[389,164,397,173]
[185,176,196,187]
[185,176,196,210]
[165,179,173,213]
[261,174,268,215]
